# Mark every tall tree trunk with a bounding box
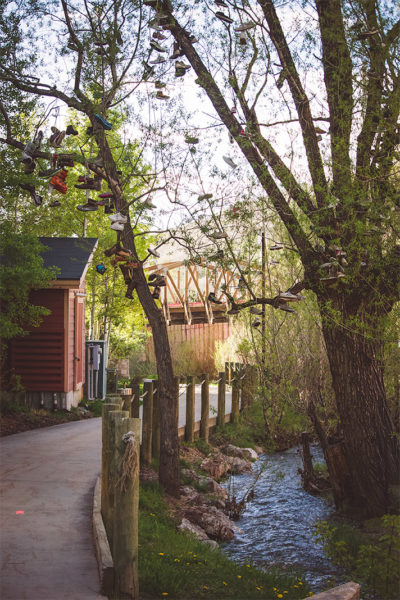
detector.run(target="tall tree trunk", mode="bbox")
[95,126,180,497]
[132,267,180,497]
[321,319,399,517]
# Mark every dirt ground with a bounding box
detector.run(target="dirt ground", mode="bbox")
[0,409,91,437]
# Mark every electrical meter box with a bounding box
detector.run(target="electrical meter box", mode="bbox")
[85,340,108,400]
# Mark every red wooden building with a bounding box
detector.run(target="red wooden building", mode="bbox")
[9,237,97,410]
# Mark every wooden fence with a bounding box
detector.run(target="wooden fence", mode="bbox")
[98,363,257,598]
[120,363,258,464]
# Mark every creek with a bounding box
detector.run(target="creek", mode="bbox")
[221,445,345,593]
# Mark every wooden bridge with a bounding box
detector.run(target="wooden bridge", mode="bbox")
[145,259,245,326]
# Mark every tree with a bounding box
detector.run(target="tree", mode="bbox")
[1,0,399,516]
[151,0,399,517]
[0,0,180,495]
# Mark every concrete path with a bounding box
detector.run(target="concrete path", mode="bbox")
[0,418,104,600]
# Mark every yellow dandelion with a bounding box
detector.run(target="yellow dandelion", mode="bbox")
[273,588,277,592]
[186,562,190,565]
[298,582,303,586]
[237,575,242,579]
[294,585,298,588]
[246,564,251,568]
[256,586,262,591]
[158,552,164,556]
[150,512,155,516]
[222,581,228,586]
[277,595,283,599]
[203,585,209,590]
[173,558,180,563]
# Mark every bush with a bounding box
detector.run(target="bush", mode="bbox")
[210,401,266,449]
[314,515,400,599]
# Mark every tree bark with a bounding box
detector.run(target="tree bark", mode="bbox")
[307,396,351,508]
[321,318,400,517]
[137,279,180,496]
[92,122,180,498]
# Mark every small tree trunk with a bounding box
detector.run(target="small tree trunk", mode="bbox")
[307,396,351,507]
[322,319,400,517]
[141,380,153,466]
[152,380,160,460]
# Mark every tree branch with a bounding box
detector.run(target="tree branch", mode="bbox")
[315,0,353,196]
[258,0,328,209]
[162,9,315,260]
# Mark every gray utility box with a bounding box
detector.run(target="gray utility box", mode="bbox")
[85,340,108,400]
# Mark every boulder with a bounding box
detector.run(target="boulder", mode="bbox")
[181,468,199,482]
[197,476,229,500]
[223,443,246,458]
[180,486,201,503]
[200,454,230,479]
[183,505,237,541]
[242,448,259,461]
[225,455,252,474]
[178,518,209,541]
[223,444,258,462]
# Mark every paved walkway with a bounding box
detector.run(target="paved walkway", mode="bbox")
[0,418,105,600]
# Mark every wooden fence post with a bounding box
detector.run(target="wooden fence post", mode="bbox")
[217,371,226,427]
[131,381,141,419]
[174,376,180,429]
[152,380,160,460]
[101,401,122,543]
[141,379,153,465]
[224,362,230,384]
[231,370,240,423]
[200,374,210,442]
[112,415,140,600]
[185,376,195,443]
[241,366,250,413]
[248,365,258,406]
[108,409,129,549]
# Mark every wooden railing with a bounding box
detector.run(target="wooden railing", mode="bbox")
[117,363,258,464]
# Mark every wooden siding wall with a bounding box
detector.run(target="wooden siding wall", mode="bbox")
[9,289,66,392]
[145,322,231,373]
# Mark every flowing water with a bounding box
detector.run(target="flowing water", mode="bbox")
[221,445,344,592]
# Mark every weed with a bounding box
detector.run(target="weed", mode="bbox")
[313,462,328,478]
[210,402,265,449]
[314,515,400,599]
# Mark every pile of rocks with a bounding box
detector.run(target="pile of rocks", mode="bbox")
[177,444,261,546]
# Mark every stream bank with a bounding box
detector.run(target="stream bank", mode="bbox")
[221,445,344,593]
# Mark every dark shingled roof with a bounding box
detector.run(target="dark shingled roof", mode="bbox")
[39,237,98,280]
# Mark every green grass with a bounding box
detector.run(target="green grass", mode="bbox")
[139,481,311,600]
[210,402,266,450]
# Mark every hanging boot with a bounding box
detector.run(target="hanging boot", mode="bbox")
[19,183,43,206]
[76,198,99,212]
